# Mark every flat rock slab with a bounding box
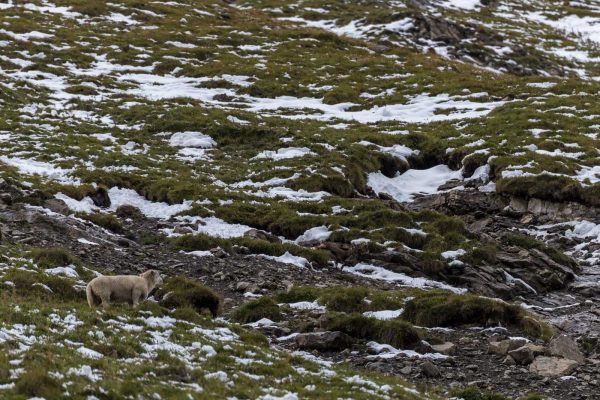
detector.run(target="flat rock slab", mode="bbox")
[548,335,585,364]
[529,356,578,377]
[431,342,456,355]
[295,331,354,351]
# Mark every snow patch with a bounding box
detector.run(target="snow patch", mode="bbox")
[286,301,326,312]
[254,147,314,161]
[367,341,448,360]
[261,252,309,268]
[295,226,331,244]
[169,131,216,148]
[76,346,103,359]
[362,309,404,320]
[45,266,79,279]
[368,165,462,203]
[344,263,466,293]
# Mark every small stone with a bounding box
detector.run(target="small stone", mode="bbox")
[173,226,194,234]
[90,186,111,208]
[503,355,516,365]
[488,340,510,355]
[244,228,282,243]
[431,342,456,355]
[210,247,229,258]
[365,361,389,373]
[420,361,441,378]
[235,281,251,292]
[372,44,390,53]
[508,344,544,365]
[399,366,412,375]
[115,205,143,219]
[414,340,434,354]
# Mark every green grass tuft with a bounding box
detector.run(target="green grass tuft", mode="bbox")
[77,212,125,234]
[0,352,9,382]
[274,286,321,303]
[28,247,79,268]
[324,313,421,349]
[501,233,577,268]
[402,292,553,341]
[318,287,369,313]
[231,297,282,324]
[1,269,83,302]
[16,366,62,399]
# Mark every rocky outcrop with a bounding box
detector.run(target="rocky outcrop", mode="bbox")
[404,13,563,76]
[410,15,470,43]
[412,189,600,224]
[494,248,577,294]
[508,197,600,222]
[403,189,582,298]
[487,335,585,375]
[44,198,70,215]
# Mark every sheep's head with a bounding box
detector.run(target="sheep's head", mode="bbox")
[142,270,163,287]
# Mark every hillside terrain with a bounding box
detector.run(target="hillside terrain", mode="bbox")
[0,0,599,399]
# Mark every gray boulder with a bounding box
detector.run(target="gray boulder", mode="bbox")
[488,338,528,355]
[244,229,281,243]
[529,356,578,377]
[508,344,544,365]
[295,331,354,352]
[420,361,441,378]
[44,198,70,215]
[548,335,585,364]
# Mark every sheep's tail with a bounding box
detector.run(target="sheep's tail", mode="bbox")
[86,284,97,308]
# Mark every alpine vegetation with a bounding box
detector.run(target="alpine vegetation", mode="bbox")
[0,0,598,399]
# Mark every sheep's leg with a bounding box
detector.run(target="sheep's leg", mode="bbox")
[131,288,144,308]
[100,297,111,310]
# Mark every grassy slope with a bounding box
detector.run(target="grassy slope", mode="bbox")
[0,245,437,399]
[0,1,598,253]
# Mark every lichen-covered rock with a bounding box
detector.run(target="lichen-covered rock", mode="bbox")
[529,356,578,377]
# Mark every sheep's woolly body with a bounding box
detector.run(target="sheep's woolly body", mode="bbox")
[86,270,163,309]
